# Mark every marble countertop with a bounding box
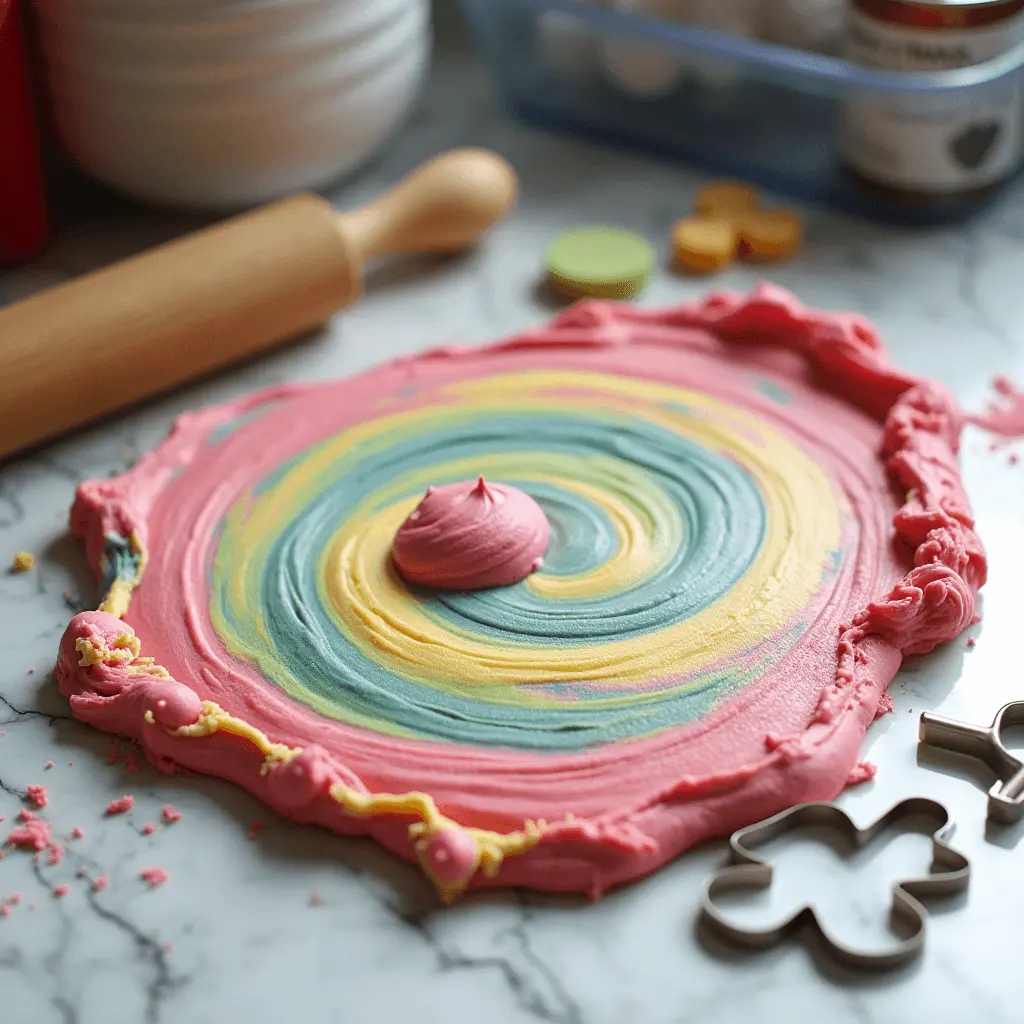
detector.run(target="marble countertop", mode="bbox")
[3,8,1024,1024]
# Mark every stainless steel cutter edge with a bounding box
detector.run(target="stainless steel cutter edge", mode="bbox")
[699,797,971,970]
[920,702,1024,825]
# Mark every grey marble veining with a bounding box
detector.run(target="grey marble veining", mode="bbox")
[2,7,1024,1024]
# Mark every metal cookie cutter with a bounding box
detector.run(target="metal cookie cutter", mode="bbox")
[920,703,1024,825]
[699,798,970,970]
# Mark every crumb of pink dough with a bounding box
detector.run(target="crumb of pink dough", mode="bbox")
[47,843,64,866]
[0,817,4,824]
[27,667,35,675]
[0,905,9,917]
[161,805,181,825]
[874,693,895,720]
[140,868,168,888]
[142,824,156,836]
[309,892,324,907]
[1010,453,1020,466]
[53,884,70,898]
[968,636,977,649]
[847,762,877,787]
[107,741,144,773]
[971,614,983,626]
[106,795,135,816]
[247,820,264,840]
[71,827,84,840]
[8,893,21,905]
[17,808,34,823]
[25,785,48,809]
[7,815,52,852]
[92,875,109,892]
[44,761,54,770]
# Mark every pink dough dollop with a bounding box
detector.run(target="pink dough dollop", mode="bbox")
[392,476,549,590]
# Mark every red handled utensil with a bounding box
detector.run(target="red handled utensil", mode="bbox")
[0,0,50,263]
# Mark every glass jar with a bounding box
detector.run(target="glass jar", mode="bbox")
[843,0,1024,204]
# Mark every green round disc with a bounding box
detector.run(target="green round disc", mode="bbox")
[544,226,655,299]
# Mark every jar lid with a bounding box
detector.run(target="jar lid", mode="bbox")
[854,0,1024,27]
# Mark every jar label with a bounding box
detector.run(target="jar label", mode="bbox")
[842,9,1024,192]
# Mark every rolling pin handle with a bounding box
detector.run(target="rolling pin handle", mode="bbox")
[336,148,518,261]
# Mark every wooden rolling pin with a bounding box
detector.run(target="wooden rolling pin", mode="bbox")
[0,148,518,459]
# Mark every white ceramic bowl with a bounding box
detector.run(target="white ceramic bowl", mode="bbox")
[32,0,417,64]
[30,0,431,208]
[38,0,420,103]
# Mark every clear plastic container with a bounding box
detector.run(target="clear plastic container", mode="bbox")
[458,0,1024,223]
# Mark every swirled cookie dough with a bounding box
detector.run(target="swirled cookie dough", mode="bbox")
[57,285,985,899]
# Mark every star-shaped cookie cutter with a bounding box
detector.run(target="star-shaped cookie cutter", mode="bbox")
[920,702,1024,824]
[699,798,970,970]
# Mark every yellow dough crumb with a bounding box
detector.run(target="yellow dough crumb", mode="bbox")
[672,218,738,275]
[10,551,35,573]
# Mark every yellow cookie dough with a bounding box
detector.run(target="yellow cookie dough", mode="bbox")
[10,551,35,573]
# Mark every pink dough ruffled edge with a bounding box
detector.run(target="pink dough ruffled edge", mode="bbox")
[55,285,985,899]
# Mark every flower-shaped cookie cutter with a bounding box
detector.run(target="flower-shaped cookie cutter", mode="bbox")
[920,702,1024,824]
[699,798,970,970]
